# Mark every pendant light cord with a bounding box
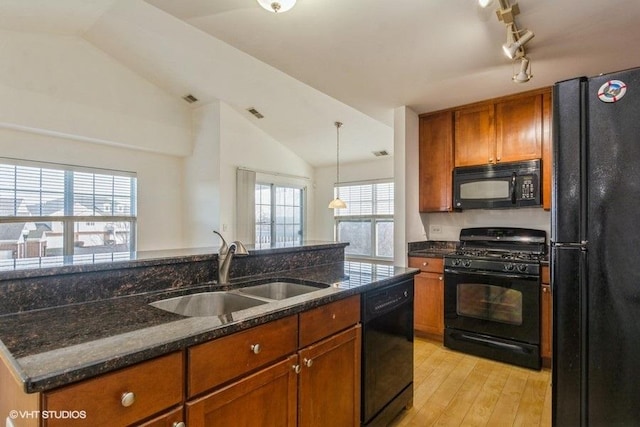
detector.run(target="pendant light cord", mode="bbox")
[335,121,342,185]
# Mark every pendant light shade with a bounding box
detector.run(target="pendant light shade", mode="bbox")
[328,121,347,210]
[256,0,296,13]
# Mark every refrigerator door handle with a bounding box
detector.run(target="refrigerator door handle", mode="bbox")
[511,172,517,204]
[551,241,588,248]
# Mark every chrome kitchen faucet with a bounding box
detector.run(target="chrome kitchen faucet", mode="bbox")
[213,230,249,285]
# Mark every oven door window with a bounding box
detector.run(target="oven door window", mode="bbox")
[459,180,509,200]
[457,283,522,325]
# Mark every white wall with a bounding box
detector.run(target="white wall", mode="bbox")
[314,157,394,242]
[394,106,421,266]
[0,29,192,156]
[0,29,317,251]
[422,208,551,242]
[219,102,316,242]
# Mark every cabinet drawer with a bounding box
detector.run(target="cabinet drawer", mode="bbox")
[299,295,360,348]
[136,406,184,427]
[43,352,183,427]
[408,257,444,273]
[188,315,298,397]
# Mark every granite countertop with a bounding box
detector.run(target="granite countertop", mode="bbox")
[0,260,418,394]
[407,240,457,258]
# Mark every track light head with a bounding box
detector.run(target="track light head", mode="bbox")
[512,57,532,83]
[503,29,534,59]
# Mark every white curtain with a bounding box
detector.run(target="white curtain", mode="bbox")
[236,168,256,243]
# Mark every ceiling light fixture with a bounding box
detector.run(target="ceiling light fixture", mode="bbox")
[256,0,296,13]
[328,121,347,210]
[502,28,534,59]
[512,57,532,83]
[478,0,495,8]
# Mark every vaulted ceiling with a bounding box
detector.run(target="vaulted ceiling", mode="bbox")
[3,0,640,167]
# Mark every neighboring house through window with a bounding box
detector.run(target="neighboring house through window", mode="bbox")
[0,158,137,260]
[334,180,394,261]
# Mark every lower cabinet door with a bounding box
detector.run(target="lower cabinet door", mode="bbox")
[298,325,361,427]
[186,354,298,427]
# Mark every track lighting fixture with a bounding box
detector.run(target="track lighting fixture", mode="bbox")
[512,57,532,83]
[483,0,535,82]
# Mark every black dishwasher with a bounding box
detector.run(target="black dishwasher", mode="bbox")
[361,278,414,426]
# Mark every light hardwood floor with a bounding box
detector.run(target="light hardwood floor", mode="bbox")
[391,337,551,427]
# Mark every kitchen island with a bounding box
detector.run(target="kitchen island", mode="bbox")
[0,242,418,426]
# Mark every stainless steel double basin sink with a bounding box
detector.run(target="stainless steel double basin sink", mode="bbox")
[149,280,329,317]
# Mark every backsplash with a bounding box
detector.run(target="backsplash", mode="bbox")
[0,243,347,315]
[423,207,551,241]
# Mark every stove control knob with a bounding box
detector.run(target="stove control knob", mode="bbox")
[462,259,472,267]
[517,264,528,273]
[505,263,515,271]
[452,258,461,266]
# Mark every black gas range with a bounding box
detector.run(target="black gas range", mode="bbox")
[443,227,546,369]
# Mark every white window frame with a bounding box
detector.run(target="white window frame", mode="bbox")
[333,179,394,262]
[255,182,306,245]
[0,158,137,257]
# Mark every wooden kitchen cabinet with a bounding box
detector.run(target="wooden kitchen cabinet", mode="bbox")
[419,111,454,212]
[188,295,361,427]
[541,265,552,367]
[408,257,444,339]
[298,325,361,427]
[42,352,184,427]
[188,315,298,397]
[454,90,546,167]
[187,354,298,427]
[454,103,495,166]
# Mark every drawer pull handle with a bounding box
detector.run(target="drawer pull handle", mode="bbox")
[293,364,301,374]
[332,314,336,320]
[172,423,186,427]
[120,391,135,407]
[304,358,313,368]
[251,344,262,354]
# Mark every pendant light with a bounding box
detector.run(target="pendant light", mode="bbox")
[328,121,347,209]
[256,0,296,13]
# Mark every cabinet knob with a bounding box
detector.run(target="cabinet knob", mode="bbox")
[489,157,494,163]
[293,364,302,374]
[120,392,135,407]
[542,287,549,293]
[439,276,443,281]
[172,422,186,427]
[303,358,313,368]
[496,157,501,162]
[250,344,262,354]
[422,261,428,267]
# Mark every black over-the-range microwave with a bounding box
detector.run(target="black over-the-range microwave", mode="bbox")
[452,159,541,209]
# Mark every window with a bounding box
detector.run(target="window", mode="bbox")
[255,183,304,245]
[0,159,137,260]
[334,181,394,260]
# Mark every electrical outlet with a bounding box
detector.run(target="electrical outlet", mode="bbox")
[430,225,443,235]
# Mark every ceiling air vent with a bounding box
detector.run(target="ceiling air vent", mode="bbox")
[247,108,264,119]
[182,94,198,104]
[373,150,389,157]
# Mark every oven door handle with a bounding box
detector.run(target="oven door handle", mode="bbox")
[444,268,538,281]
[511,172,517,204]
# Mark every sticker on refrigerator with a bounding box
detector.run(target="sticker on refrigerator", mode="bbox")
[598,80,627,103]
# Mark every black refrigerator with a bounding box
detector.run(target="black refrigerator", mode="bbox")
[552,67,640,426]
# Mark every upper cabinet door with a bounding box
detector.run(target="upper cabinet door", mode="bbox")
[454,103,495,166]
[419,112,454,212]
[495,94,542,163]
